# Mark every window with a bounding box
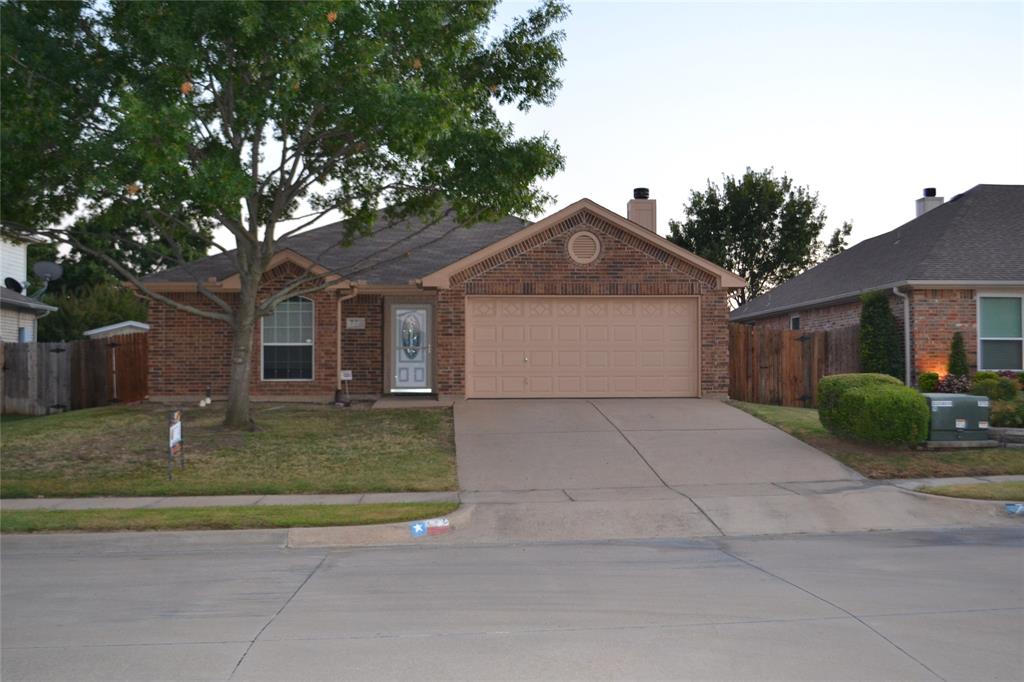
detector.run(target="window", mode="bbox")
[978,295,1023,371]
[790,315,801,331]
[262,297,314,380]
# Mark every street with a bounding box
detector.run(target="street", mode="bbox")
[2,527,1022,681]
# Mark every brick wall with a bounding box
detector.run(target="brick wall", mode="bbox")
[754,300,864,332]
[339,294,383,396]
[910,288,977,377]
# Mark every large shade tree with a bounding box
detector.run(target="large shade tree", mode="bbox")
[668,168,852,307]
[2,0,568,427]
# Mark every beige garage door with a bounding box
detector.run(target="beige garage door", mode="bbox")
[465,296,699,398]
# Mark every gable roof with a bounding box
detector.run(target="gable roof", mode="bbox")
[143,199,745,291]
[732,184,1024,321]
[0,287,58,314]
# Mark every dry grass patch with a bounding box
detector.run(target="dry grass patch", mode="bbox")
[1,402,456,497]
[918,481,1024,502]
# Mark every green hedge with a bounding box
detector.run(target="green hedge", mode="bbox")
[917,372,939,393]
[971,376,1019,401]
[818,373,928,445]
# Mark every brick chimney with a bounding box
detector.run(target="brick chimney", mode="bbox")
[627,187,657,232]
[916,187,944,217]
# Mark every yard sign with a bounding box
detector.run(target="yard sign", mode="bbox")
[168,411,184,479]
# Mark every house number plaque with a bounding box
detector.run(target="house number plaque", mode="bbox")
[346,317,366,330]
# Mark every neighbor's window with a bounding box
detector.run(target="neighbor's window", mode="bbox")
[978,295,1023,370]
[790,315,801,331]
[262,297,314,380]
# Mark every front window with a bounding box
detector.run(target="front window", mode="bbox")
[978,295,1023,370]
[262,297,314,380]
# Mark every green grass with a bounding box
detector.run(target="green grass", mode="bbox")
[1,403,456,498]
[919,481,1024,502]
[729,400,1024,479]
[0,502,459,534]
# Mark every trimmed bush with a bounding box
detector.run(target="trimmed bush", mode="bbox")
[991,399,1024,428]
[821,382,930,445]
[948,332,969,377]
[970,376,1019,401]
[859,292,903,380]
[819,373,903,434]
[973,371,1000,382]
[917,372,939,393]
[997,370,1024,390]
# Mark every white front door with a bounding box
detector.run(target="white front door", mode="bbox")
[392,305,431,392]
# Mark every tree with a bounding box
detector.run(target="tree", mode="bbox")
[859,291,903,380]
[2,1,568,428]
[948,332,969,377]
[37,283,148,342]
[668,168,852,307]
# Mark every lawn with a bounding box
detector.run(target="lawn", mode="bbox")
[729,400,1024,479]
[918,481,1024,502]
[0,502,459,533]
[0,403,456,498]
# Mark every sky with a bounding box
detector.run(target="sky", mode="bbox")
[488,0,1024,245]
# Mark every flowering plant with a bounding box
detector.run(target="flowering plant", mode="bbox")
[935,374,970,393]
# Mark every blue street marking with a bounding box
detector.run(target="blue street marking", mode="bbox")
[410,521,427,537]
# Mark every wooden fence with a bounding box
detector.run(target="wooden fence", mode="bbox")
[1,335,148,415]
[729,323,860,408]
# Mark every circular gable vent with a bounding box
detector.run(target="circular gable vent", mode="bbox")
[568,230,600,264]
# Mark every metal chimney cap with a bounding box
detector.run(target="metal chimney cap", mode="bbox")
[923,187,937,197]
[633,187,650,200]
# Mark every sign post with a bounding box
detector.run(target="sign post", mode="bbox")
[168,411,183,480]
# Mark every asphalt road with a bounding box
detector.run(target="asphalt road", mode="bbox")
[2,527,1022,681]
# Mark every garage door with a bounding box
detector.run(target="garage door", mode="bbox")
[465,296,699,398]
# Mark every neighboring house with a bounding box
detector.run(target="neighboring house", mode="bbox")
[732,184,1024,382]
[0,236,57,343]
[83,320,150,339]
[143,190,745,401]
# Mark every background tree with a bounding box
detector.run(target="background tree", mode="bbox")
[859,291,904,380]
[2,0,568,428]
[668,168,852,307]
[37,283,148,342]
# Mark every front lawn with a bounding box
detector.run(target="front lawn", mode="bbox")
[0,403,456,497]
[918,481,1024,502]
[0,502,459,533]
[729,400,1024,479]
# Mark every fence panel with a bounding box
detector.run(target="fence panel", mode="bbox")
[729,323,860,408]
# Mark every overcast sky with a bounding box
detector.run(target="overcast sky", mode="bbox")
[491,0,1024,245]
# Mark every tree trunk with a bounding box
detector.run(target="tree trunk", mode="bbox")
[223,274,259,429]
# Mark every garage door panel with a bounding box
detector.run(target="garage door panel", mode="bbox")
[466,296,699,398]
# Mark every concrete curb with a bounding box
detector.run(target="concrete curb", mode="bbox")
[287,504,472,548]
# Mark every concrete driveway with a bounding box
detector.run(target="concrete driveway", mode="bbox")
[455,398,857,493]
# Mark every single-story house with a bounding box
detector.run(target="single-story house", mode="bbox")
[143,190,745,401]
[731,184,1024,382]
[1,236,57,343]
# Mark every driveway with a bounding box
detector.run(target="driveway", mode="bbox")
[455,398,857,493]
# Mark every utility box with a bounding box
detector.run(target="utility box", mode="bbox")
[922,393,991,442]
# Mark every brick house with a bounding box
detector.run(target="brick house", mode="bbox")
[143,191,745,401]
[731,184,1024,383]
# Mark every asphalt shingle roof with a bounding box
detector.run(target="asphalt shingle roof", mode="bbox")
[143,210,532,286]
[731,184,1024,321]
[0,287,57,312]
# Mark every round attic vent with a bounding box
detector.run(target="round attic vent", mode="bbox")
[568,230,601,264]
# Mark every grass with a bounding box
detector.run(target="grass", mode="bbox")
[729,400,1024,479]
[0,403,456,498]
[918,481,1024,502]
[0,502,459,534]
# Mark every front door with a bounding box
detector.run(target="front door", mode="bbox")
[392,305,431,392]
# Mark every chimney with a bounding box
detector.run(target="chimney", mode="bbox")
[915,187,944,217]
[627,187,657,232]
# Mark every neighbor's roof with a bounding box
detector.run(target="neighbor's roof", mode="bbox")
[731,184,1024,322]
[83,320,150,337]
[0,287,58,313]
[143,209,533,286]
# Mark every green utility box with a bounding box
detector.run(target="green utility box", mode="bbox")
[922,393,991,442]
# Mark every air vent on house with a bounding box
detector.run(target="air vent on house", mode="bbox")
[568,230,600,264]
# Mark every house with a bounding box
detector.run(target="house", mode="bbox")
[142,190,745,401]
[0,236,57,343]
[83,320,150,339]
[731,184,1024,382]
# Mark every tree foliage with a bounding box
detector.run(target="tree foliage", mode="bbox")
[37,283,148,342]
[668,168,852,306]
[859,291,904,380]
[2,0,569,427]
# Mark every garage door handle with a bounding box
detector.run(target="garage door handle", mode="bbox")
[523,353,528,364]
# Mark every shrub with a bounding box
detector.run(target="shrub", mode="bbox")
[973,371,1000,382]
[917,372,939,393]
[936,374,970,393]
[997,370,1024,390]
[991,399,1024,428]
[821,383,930,445]
[819,373,904,434]
[859,292,903,379]
[948,332,969,376]
[970,376,1019,401]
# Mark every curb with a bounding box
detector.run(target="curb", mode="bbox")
[287,504,472,548]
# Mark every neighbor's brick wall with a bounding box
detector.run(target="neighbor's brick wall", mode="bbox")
[753,300,864,332]
[437,208,731,396]
[909,288,977,378]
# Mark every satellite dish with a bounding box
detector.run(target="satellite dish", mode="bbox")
[32,261,63,282]
[4,277,23,293]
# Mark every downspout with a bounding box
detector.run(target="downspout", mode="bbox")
[335,288,359,398]
[892,286,911,386]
